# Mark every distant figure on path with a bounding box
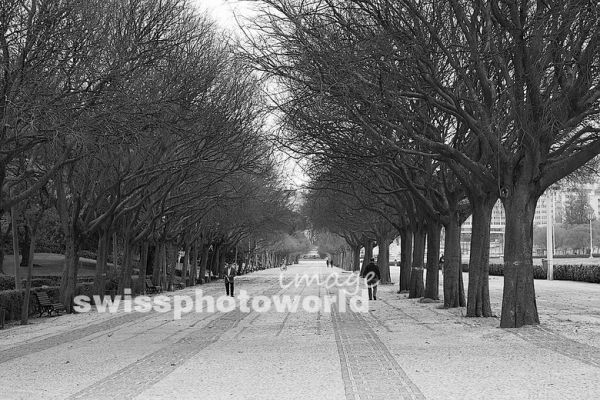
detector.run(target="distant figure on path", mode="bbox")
[438,255,445,275]
[326,259,329,267]
[361,258,381,300]
[224,263,236,297]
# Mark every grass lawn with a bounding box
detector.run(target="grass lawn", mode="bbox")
[2,253,103,277]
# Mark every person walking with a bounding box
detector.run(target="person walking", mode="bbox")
[361,258,381,300]
[326,259,329,268]
[224,263,236,297]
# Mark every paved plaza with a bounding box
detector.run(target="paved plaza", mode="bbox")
[1,260,599,399]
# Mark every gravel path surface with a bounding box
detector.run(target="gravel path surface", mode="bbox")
[1,260,599,399]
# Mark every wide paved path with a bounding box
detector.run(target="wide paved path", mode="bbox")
[1,260,599,399]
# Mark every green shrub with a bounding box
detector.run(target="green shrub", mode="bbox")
[487,263,600,283]
[0,286,60,322]
[0,275,15,291]
[0,289,23,321]
[104,279,119,292]
[488,263,504,276]
[553,264,600,283]
[0,275,94,289]
[34,241,65,254]
[78,250,97,260]
[74,283,95,298]
[29,275,62,285]
[532,264,547,279]
[31,278,55,288]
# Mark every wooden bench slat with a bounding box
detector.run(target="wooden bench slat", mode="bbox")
[34,291,65,317]
[145,279,162,293]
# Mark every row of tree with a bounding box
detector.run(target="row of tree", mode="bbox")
[0,0,308,319]
[249,0,600,327]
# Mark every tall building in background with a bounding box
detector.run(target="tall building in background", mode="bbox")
[460,183,600,257]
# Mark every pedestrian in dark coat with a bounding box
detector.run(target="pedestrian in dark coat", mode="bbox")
[361,258,381,300]
[224,263,236,297]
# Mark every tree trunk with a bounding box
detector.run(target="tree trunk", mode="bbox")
[184,240,191,284]
[352,245,361,271]
[212,245,221,277]
[21,232,36,325]
[19,225,30,267]
[167,244,177,291]
[118,233,134,295]
[0,222,9,274]
[0,242,4,275]
[218,248,226,277]
[138,241,149,294]
[11,207,21,289]
[245,248,252,272]
[152,242,163,286]
[443,214,465,308]
[361,241,373,272]
[199,245,210,283]
[60,228,79,312]
[160,242,167,290]
[377,238,392,283]
[409,227,425,298]
[146,245,155,276]
[500,186,540,328]
[424,221,441,300]
[466,196,495,317]
[94,230,109,296]
[190,242,198,286]
[343,250,349,270]
[112,232,118,274]
[398,229,412,292]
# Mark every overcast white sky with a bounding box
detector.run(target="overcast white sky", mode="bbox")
[193,0,254,31]
[192,1,309,189]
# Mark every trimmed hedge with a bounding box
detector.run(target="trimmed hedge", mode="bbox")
[0,283,97,323]
[415,262,599,283]
[79,250,97,260]
[487,263,600,283]
[0,275,14,291]
[0,275,95,291]
[0,286,61,322]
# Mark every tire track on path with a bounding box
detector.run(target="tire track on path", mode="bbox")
[0,282,230,363]
[511,326,600,369]
[0,311,152,364]
[330,287,426,400]
[68,278,292,399]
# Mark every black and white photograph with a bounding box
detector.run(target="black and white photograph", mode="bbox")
[1,0,599,399]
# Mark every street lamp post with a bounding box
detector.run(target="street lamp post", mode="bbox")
[546,191,554,280]
[589,212,595,259]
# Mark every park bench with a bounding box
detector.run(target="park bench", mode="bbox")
[173,279,185,290]
[145,279,163,294]
[34,291,66,317]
